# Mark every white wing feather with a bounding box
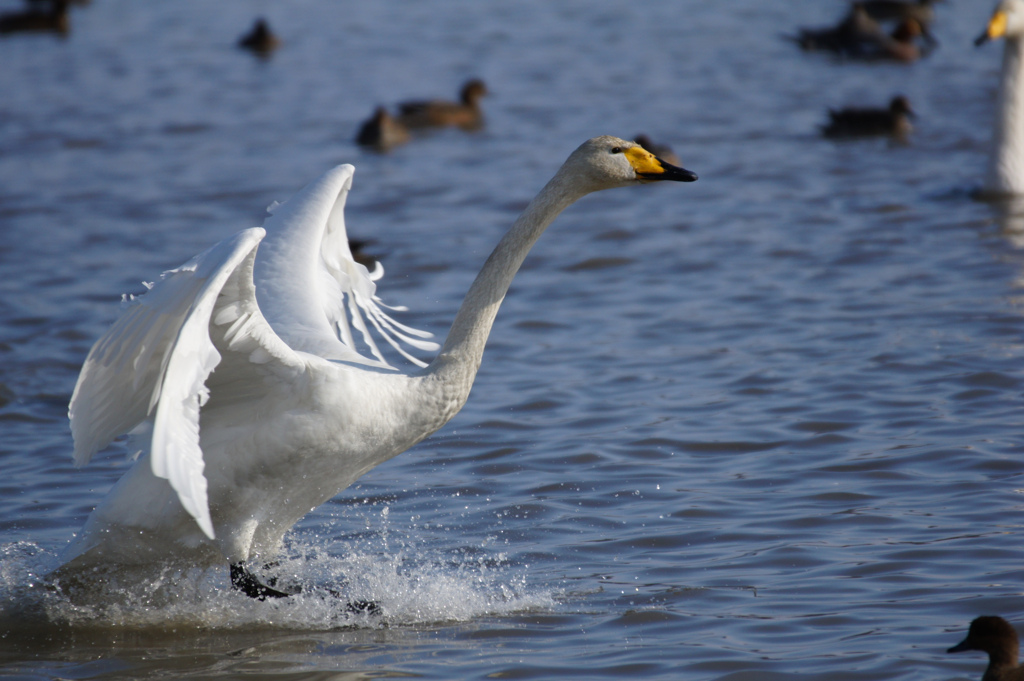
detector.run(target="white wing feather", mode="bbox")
[255,164,439,368]
[69,228,303,539]
[69,164,438,540]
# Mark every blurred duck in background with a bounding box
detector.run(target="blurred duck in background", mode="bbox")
[347,239,379,270]
[947,616,1024,681]
[238,18,280,57]
[873,17,927,62]
[861,0,941,24]
[0,0,69,35]
[975,0,1024,196]
[791,2,933,60]
[792,3,882,55]
[821,95,914,139]
[396,79,489,130]
[355,106,411,152]
[862,0,941,45]
[633,135,681,166]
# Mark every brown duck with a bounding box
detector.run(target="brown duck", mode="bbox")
[822,95,914,138]
[397,79,488,130]
[948,616,1024,681]
[0,0,69,35]
[792,3,884,55]
[238,18,280,56]
[355,106,411,152]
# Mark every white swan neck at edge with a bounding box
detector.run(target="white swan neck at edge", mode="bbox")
[988,35,1024,195]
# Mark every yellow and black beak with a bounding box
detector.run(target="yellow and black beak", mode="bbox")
[624,146,698,183]
[976,9,1008,46]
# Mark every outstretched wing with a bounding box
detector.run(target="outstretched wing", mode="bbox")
[255,164,439,369]
[70,164,438,539]
[69,228,305,539]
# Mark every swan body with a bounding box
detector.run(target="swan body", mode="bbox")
[978,0,1024,195]
[57,137,696,586]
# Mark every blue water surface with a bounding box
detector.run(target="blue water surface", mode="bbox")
[1,1,1023,679]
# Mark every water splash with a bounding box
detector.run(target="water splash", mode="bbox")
[0,526,554,631]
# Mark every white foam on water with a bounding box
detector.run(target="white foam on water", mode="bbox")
[0,515,555,631]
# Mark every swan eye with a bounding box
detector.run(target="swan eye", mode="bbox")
[611,146,622,154]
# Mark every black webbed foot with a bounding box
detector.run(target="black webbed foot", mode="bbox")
[230,563,381,613]
[321,585,380,614]
[346,599,380,615]
[230,563,297,600]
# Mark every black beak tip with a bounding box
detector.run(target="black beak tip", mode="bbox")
[975,32,990,47]
[658,159,698,182]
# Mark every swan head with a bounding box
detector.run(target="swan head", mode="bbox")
[563,136,697,193]
[976,0,1024,45]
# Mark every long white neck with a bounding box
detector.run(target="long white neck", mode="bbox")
[424,169,593,397]
[988,34,1024,195]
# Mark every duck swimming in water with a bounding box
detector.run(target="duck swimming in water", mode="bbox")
[355,106,411,152]
[791,3,884,56]
[396,79,489,130]
[238,18,280,57]
[948,616,1024,681]
[861,0,941,22]
[791,3,929,61]
[861,0,941,46]
[821,95,915,138]
[0,0,69,35]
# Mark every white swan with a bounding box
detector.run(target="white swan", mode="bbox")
[56,136,697,598]
[977,0,1024,195]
